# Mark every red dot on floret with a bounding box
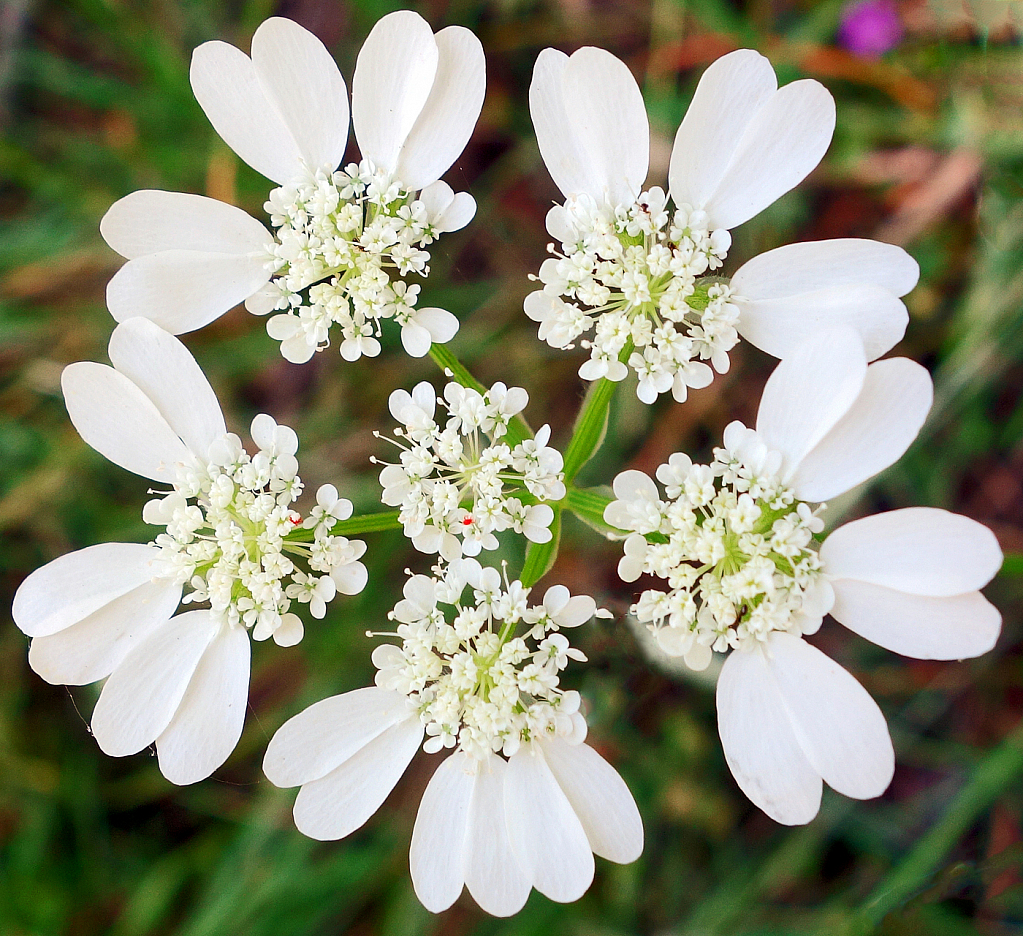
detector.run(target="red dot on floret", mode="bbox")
[462,516,474,526]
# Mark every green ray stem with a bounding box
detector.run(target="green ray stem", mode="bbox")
[562,341,633,484]
[287,511,403,542]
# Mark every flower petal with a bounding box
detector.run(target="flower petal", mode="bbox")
[107,319,226,459]
[560,47,648,206]
[91,610,218,757]
[400,320,433,358]
[755,327,867,477]
[821,508,1003,597]
[611,469,659,502]
[731,238,919,301]
[669,50,777,220]
[263,686,412,787]
[415,307,459,345]
[436,192,476,232]
[701,78,835,230]
[790,357,932,502]
[156,621,250,784]
[62,362,192,482]
[463,755,532,916]
[352,10,438,173]
[529,48,605,201]
[106,250,272,335]
[395,26,485,190]
[735,285,908,362]
[716,646,823,825]
[100,190,273,261]
[250,17,350,173]
[830,581,1001,660]
[190,38,303,184]
[504,745,594,903]
[28,577,181,685]
[13,542,164,638]
[767,632,894,801]
[410,751,473,913]
[540,736,643,863]
[291,715,423,840]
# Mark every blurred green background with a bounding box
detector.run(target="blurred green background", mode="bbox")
[2,0,1023,932]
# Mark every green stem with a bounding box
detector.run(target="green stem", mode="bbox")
[856,717,1023,927]
[287,510,403,542]
[564,486,620,534]
[561,340,633,484]
[520,509,562,588]
[428,343,532,446]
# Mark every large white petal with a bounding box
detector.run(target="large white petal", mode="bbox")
[62,362,191,482]
[291,715,423,840]
[735,285,908,362]
[13,542,163,638]
[790,358,932,502]
[716,647,822,825]
[352,11,438,173]
[100,190,273,260]
[465,755,531,916]
[821,508,1003,596]
[529,48,604,201]
[731,238,919,300]
[668,50,777,219]
[106,250,272,335]
[767,632,894,801]
[190,38,303,184]
[560,47,648,207]
[409,752,473,913]
[156,621,250,784]
[91,610,218,757]
[540,736,643,863]
[755,327,866,477]
[28,578,181,685]
[395,26,485,191]
[700,79,835,231]
[263,687,412,787]
[250,17,349,173]
[108,319,225,460]
[830,581,1001,660]
[504,746,594,903]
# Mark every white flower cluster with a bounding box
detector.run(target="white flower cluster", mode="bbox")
[605,422,832,670]
[373,559,606,760]
[524,191,739,402]
[250,160,461,364]
[376,380,566,560]
[146,414,368,646]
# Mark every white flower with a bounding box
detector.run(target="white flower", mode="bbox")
[263,566,640,915]
[11,318,367,784]
[524,46,917,400]
[607,327,1002,822]
[100,13,483,362]
[376,380,563,560]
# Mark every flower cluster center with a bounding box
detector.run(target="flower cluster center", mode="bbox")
[146,415,366,646]
[376,380,566,561]
[253,160,439,363]
[525,189,741,402]
[606,425,829,669]
[373,560,593,761]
